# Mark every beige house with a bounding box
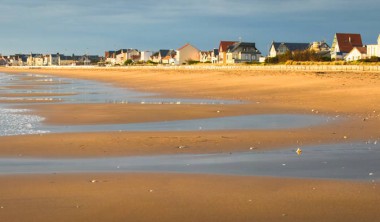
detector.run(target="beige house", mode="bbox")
[218,41,237,64]
[176,43,200,65]
[115,49,140,65]
[345,47,367,61]
[367,34,380,58]
[27,54,44,66]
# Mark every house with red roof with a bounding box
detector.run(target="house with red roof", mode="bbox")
[331,33,363,60]
[218,41,237,64]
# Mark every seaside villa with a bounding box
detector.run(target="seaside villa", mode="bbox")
[269,42,310,57]
[225,42,261,64]
[331,33,363,60]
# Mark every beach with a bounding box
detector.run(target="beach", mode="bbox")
[0,67,379,221]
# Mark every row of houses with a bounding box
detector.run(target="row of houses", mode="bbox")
[269,33,380,62]
[104,33,379,66]
[1,33,379,66]
[0,53,102,66]
[104,41,263,65]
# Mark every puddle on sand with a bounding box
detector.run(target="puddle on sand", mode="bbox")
[44,114,334,133]
[0,142,378,180]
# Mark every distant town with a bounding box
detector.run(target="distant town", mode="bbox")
[1,33,379,67]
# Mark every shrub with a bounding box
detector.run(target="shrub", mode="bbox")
[186,59,200,65]
[265,57,279,64]
[124,59,133,66]
[146,60,158,65]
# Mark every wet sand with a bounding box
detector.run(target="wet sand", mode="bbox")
[1,67,380,221]
[1,67,379,157]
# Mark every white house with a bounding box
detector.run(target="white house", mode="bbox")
[140,51,153,62]
[345,47,367,61]
[105,51,116,65]
[367,35,380,58]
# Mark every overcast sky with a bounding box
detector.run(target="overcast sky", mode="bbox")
[0,0,379,56]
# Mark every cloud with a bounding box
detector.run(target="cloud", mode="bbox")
[0,0,379,54]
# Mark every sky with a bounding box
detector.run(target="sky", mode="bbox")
[0,0,379,56]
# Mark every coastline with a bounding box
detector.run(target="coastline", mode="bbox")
[1,67,379,157]
[1,67,380,221]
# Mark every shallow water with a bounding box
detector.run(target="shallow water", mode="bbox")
[0,142,378,180]
[0,72,238,105]
[0,109,48,136]
[1,72,335,136]
[44,114,334,133]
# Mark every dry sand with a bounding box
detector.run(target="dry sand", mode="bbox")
[0,173,379,222]
[1,67,380,221]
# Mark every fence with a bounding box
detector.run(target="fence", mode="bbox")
[5,65,380,72]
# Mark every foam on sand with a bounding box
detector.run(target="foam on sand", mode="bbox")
[0,108,49,136]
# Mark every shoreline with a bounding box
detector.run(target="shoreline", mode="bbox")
[0,67,379,157]
[1,67,380,221]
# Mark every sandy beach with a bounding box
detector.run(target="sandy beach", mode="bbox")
[0,67,380,221]
[0,173,379,222]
